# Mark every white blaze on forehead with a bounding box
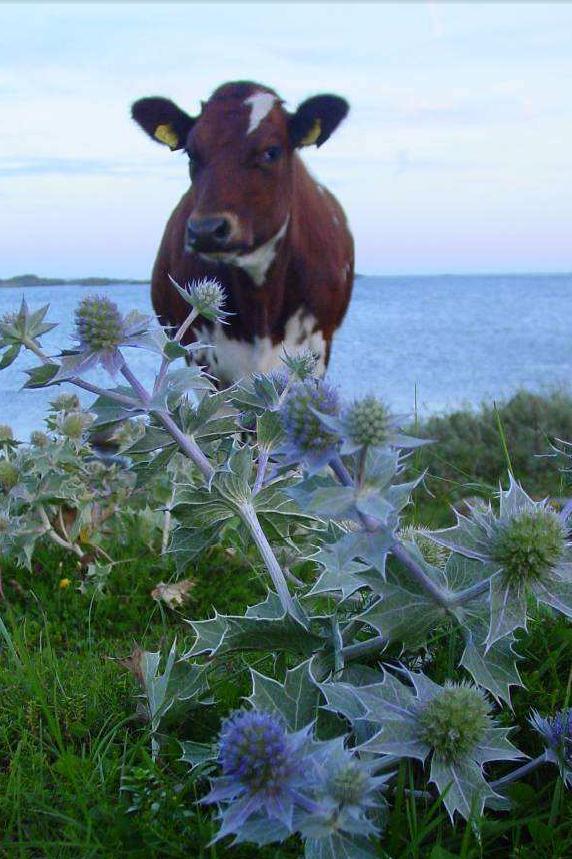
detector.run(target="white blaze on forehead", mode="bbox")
[244,91,277,134]
[192,308,326,385]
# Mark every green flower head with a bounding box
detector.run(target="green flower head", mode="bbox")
[75,295,125,352]
[50,393,80,413]
[0,460,19,493]
[0,425,14,442]
[399,525,450,568]
[358,670,523,821]
[492,508,566,585]
[429,477,572,649]
[30,430,49,448]
[418,684,490,763]
[345,396,391,448]
[314,394,428,455]
[58,411,94,441]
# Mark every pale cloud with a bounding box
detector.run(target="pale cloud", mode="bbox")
[1,2,571,277]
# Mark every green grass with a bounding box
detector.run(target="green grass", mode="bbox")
[1,390,572,857]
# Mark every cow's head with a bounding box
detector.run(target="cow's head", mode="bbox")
[132,81,348,265]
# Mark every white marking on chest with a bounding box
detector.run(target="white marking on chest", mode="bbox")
[204,218,289,286]
[244,92,277,134]
[192,308,326,384]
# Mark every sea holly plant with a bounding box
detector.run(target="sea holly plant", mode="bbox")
[429,479,572,649]
[1,281,571,856]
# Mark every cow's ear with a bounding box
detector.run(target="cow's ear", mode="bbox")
[131,97,195,151]
[289,95,349,148]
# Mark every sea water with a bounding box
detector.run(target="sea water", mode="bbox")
[1,274,570,440]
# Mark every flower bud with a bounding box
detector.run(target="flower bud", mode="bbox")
[75,295,125,351]
[30,430,49,448]
[281,349,319,381]
[59,411,94,440]
[399,525,450,568]
[281,379,340,455]
[50,393,80,413]
[0,425,14,442]
[326,758,372,806]
[419,684,490,763]
[492,509,566,585]
[345,396,391,448]
[0,460,19,492]
[186,277,226,317]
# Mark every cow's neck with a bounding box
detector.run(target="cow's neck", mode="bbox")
[229,217,290,287]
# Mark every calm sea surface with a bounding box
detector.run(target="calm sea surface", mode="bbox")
[1,274,571,440]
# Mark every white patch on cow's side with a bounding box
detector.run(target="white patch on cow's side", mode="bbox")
[332,214,340,226]
[192,308,326,384]
[317,185,326,196]
[244,92,277,134]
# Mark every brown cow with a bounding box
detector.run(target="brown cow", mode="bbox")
[132,81,354,384]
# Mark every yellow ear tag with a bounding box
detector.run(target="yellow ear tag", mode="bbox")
[154,123,179,149]
[300,118,322,147]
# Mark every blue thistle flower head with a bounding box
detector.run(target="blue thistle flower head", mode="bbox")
[279,379,340,473]
[219,709,290,791]
[203,708,316,843]
[530,708,572,786]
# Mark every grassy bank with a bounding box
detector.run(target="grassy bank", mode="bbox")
[1,390,571,858]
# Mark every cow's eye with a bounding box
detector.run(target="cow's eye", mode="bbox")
[260,145,282,164]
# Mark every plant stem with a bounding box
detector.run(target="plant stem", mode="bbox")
[330,452,493,611]
[450,578,491,606]
[329,454,353,486]
[153,307,199,396]
[329,453,453,610]
[23,339,140,409]
[341,634,386,662]
[161,487,176,554]
[389,539,452,609]
[38,506,84,559]
[253,448,270,495]
[174,307,200,344]
[239,502,296,618]
[490,752,549,790]
[120,359,214,483]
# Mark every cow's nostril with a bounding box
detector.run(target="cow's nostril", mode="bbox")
[186,216,232,249]
[213,220,230,241]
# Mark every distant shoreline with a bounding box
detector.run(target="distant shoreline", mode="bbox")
[0,275,149,288]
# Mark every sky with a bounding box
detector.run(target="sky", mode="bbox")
[1,1,571,278]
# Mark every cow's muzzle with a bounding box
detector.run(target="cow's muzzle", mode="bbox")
[185,215,233,253]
